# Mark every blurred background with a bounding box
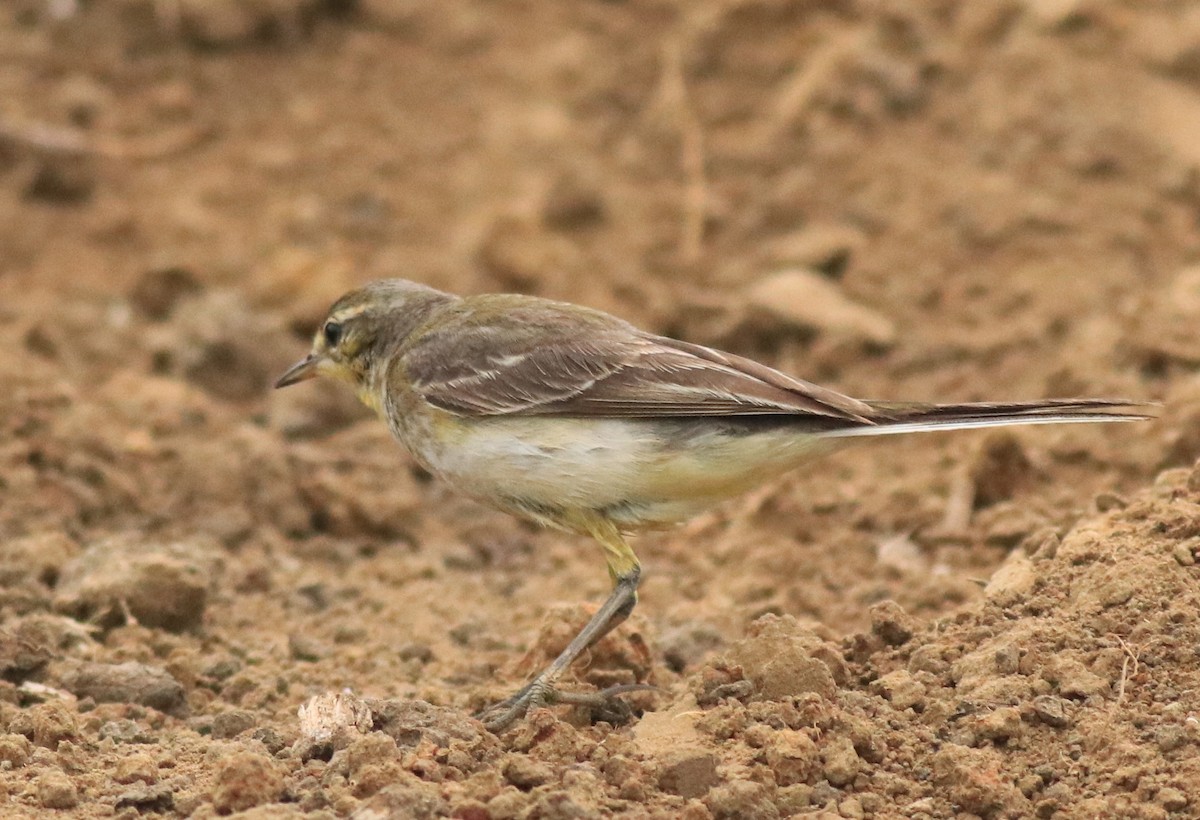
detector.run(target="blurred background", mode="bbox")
[1,1,1198,817]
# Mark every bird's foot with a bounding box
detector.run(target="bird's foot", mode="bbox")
[476,679,658,732]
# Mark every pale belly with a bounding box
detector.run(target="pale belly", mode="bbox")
[395,414,840,530]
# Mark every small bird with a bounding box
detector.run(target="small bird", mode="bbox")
[275,278,1150,731]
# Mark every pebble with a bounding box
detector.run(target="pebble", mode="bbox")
[872,669,927,711]
[37,769,78,809]
[869,600,917,646]
[211,751,285,814]
[821,737,861,787]
[56,661,186,716]
[745,269,897,347]
[765,729,818,787]
[727,614,837,701]
[53,535,219,633]
[656,749,719,799]
[1032,696,1070,729]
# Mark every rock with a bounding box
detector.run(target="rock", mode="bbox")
[1157,787,1189,812]
[745,269,897,347]
[56,661,186,715]
[970,432,1031,508]
[37,770,78,809]
[765,729,818,787]
[726,614,837,700]
[149,289,293,403]
[821,736,860,786]
[212,710,256,739]
[211,751,284,814]
[115,786,174,814]
[248,245,354,327]
[1043,657,1109,699]
[932,744,1025,817]
[503,755,554,790]
[970,706,1023,744]
[9,701,79,749]
[54,535,219,632]
[984,549,1037,606]
[704,780,780,820]
[657,749,718,798]
[875,533,928,575]
[114,752,158,785]
[368,698,488,751]
[0,617,60,681]
[869,600,918,646]
[128,266,202,320]
[1030,695,1072,728]
[0,532,78,587]
[0,733,31,767]
[762,223,865,274]
[872,669,927,711]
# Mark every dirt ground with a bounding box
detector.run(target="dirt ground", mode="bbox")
[2,0,1200,817]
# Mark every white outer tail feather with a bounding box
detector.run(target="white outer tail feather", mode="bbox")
[817,412,1148,439]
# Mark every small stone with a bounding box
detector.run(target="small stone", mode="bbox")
[503,755,553,790]
[984,550,1037,606]
[1044,657,1109,699]
[765,729,818,787]
[1154,724,1188,753]
[37,770,79,809]
[704,780,779,820]
[1173,542,1197,566]
[726,614,837,701]
[288,634,326,663]
[14,701,79,749]
[762,223,865,274]
[821,737,860,787]
[56,661,186,715]
[397,644,434,664]
[212,710,256,739]
[839,796,865,819]
[0,533,78,587]
[745,269,897,346]
[114,752,158,785]
[1157,786,1188,812]
[53,536,219,633]
[115,786,174,813]
[971,432,1031,508]
[128,266,202,320]
[932,745,1023,816]
[0,734,31,767]
[1031,695,1071,728]
[869,600,917,646]
[657,749,719,798]
[211,751,284,814]
[971,706,1022,743]
[872,669,926,711]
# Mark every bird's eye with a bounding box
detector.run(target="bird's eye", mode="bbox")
[323,321,343,347]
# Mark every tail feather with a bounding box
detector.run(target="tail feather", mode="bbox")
[817,398,1154,439]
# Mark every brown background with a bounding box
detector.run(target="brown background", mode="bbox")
[1,1,1199,817]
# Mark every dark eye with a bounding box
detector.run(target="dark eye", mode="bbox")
[323,321,343,347]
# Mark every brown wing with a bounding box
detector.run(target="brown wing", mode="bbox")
[400,297,876,423]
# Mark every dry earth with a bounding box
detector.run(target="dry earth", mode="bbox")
[2,1,1200,817]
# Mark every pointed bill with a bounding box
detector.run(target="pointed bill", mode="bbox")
[274,354,321,388]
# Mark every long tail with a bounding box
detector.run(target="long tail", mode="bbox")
[817,398,1155,439]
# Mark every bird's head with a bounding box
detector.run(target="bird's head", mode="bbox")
[274,279,453,402]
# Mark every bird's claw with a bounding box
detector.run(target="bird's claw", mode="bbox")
[477,681,659,732]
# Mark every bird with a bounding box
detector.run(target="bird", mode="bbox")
[274,278,1150,731]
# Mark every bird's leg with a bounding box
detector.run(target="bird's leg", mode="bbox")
[477,519,650,732]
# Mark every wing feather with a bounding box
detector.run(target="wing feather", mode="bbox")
[400,298,874,422]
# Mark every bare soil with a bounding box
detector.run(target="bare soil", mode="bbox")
[2,1,1199,817]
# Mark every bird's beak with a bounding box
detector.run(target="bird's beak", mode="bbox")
[274,354,321,388]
